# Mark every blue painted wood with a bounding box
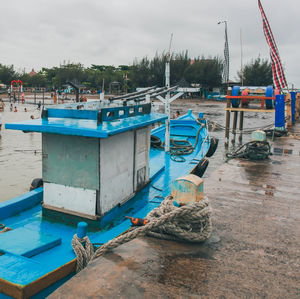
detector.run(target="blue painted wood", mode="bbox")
[47,109,99,120]
[5,113,167,138]
[265,85,273,109]
[0,188,43,220]
[290,92,296,124]
[275,94,285,129]
[77,222,88,238]
[231,86,240,107]
[0,227,61,258]
[0,252,45,285]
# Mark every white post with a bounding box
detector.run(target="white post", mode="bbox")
[164,92,170,152]
[164,60,171,152]
[145,94,150,103]
[100,92,105,101]
[165,61,170,88]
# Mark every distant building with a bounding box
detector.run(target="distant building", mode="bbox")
[29,69,37,76]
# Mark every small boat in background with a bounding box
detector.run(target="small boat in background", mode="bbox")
[0,92,218,298]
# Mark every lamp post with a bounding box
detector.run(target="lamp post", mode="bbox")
[218,20,229,86]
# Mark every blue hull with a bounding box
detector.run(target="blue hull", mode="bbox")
[0,113,211,298]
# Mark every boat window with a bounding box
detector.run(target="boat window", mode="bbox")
[107,111,114,117]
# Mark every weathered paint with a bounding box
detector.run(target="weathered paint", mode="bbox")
[134,126,150,190]
[171,174,203,206]
[99,130,135,215]
[43,183,97,216]
[42,134,99,190]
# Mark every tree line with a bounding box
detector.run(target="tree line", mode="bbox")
[0,53,272,92]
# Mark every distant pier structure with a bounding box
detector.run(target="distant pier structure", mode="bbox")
[224,86,300,145]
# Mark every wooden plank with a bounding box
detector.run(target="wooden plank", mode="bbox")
[23,260,76,298]
[226,95,275,100]
[0,259,76,299]
[0,278,23,299]
[224,108,275,112]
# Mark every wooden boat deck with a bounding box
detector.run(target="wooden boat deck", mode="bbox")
[50,124,300,298]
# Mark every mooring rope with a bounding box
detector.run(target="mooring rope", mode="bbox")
[207,120,275,134]
[71,235,94,272]
[151,123,205,162]
[226,140,271,162]
[72,195,212,272]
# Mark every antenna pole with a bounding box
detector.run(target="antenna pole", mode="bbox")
[164,33,173,152]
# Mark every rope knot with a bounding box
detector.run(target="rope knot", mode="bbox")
[72,234,94,272]
[72,195,212,272]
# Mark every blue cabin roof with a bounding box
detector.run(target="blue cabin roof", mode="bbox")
[5,101,167,138]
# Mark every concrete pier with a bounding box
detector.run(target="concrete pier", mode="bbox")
[50,125,300,298]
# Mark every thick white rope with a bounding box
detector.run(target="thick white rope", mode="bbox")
[72,195,212,272]
[71,235,94,272]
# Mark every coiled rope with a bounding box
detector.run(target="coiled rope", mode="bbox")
[151,123,205,162]
[72,195,212,272]
[226,141,271,161]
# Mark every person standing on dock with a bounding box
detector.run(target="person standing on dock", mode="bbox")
[0,113,2,131]
[241,89,249,107]
[21,92,25,104]
[0,99,5,112]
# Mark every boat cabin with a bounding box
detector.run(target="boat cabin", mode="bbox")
[6,101,167,221]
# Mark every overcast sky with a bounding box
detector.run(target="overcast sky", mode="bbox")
[1,0,299,87]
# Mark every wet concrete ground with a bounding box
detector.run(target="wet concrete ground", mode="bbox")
[50,123,300,297]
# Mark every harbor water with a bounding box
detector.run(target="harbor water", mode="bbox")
[0,98,274,203]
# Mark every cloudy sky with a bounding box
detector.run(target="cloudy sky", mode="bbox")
[1,0,299,87]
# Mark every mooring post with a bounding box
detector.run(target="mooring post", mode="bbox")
[77,222,88,238]
[231,111,238,143]
[42,88,45,106]
[275,94,285,130]
[290,91,296,124]
[225,87,232,147]
[238,111,244,142]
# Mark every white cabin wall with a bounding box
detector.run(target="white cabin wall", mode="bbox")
[43,182,97,216]
[134,126,150,190]
[99,131,134,214]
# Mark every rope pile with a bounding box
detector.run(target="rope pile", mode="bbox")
[226,141,271,161]
[264,129,288,138]
[72,195,212,272]
[151,123,205,162]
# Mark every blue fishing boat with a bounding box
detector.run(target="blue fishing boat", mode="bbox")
[0,94,217,298]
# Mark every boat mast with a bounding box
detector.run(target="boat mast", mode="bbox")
[164,33,173,152]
